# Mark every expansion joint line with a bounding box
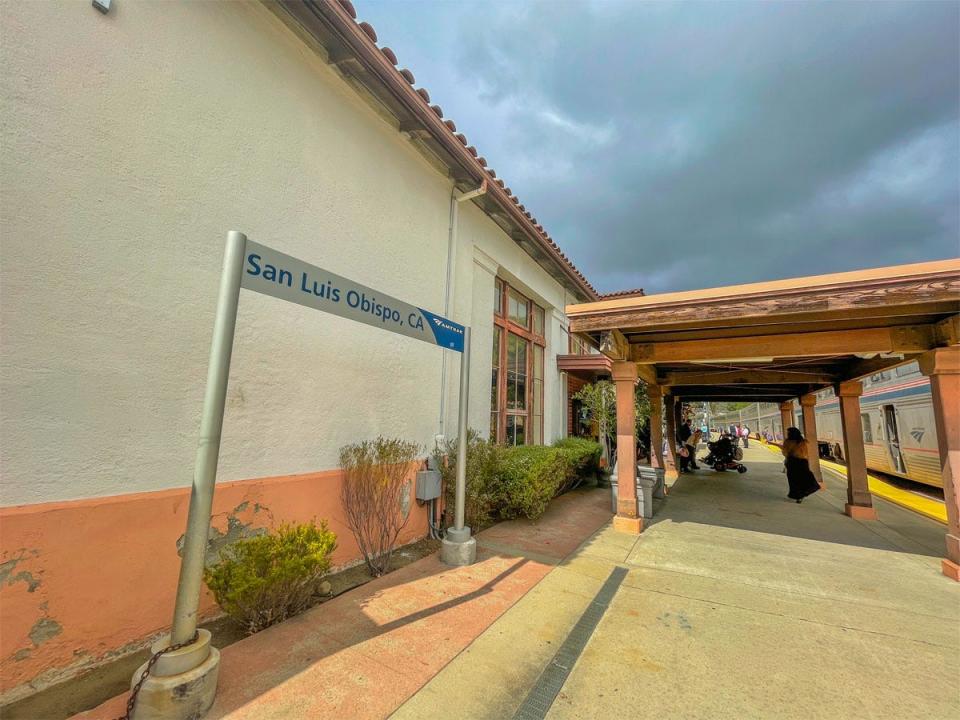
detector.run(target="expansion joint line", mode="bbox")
[513,566,628,720]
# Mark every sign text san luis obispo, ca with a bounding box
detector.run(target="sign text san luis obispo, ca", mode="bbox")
[241,240,465,352]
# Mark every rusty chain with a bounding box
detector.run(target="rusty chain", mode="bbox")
[116,630,199,720]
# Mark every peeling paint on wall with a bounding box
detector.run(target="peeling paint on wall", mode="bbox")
[0,550,42,593]
[175,500,271,565]
[28,617,63,647]
[8,603,63,664]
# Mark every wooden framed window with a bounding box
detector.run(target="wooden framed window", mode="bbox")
[491,279,546,445]
[508,287,530,328]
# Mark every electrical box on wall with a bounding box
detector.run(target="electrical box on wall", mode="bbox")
[415,469,442,501]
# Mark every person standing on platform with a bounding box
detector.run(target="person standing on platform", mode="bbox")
[678,420,693,473]
[742,424,750,448]
[688,427,703,470]
[781,427,820,503]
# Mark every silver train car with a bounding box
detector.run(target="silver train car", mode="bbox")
[714,362,941,488]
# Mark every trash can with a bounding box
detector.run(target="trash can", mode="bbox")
[610,463,657,519]
[638,466,666,499]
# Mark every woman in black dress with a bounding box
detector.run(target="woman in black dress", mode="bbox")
[781,427,820,503]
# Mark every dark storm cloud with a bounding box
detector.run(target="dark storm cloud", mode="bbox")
[360,1,959,293]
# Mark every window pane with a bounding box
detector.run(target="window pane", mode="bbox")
[494,278,503,315]
[491,327,501,411]
[533,304,544,336]
[490,412,499,442]
[508,288,529,327]
[507,334,527,410]
[861,414,873,444]
[507,414,526,446]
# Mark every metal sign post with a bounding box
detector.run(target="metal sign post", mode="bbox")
[143,231,475,719]
[170,231,248,645]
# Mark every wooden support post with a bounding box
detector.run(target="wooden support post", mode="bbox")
[647,384,664,471]
[612,361,642,534]
[919,347,960,581]
[779,400,794,441]
[800,394,824,488]
[664,393,678,479]
[836,380,877,520]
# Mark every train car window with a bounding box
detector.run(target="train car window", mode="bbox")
[895,364,915,377]
[861,413,873,443]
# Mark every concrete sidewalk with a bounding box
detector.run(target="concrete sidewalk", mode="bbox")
[396,445,959,720]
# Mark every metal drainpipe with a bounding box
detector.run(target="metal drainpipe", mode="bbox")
[438,179,487,439]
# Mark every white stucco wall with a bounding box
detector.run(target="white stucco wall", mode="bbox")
[0,0,577,507]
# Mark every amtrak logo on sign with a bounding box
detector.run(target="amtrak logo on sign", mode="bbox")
[419,308,465,351]
[910,428,925,443]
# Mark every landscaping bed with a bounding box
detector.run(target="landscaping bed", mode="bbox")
[0,536,440,720]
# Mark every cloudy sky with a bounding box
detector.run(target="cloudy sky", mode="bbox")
[361,0,959,294]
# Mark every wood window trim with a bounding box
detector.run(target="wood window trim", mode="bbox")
[492,279,546,445]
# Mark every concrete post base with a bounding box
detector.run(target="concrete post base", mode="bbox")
[845,503,878,520]
[942,559,960,582]
[441,526,477,566]
[612,515,642,535]
[130,630,220,719]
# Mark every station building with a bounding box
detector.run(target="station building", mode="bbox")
[5,1,958,709]
[0,0,610,701]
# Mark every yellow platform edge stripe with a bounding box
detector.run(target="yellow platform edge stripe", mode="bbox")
[756,441,947,524]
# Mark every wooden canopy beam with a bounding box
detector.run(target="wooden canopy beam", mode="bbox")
[599,328,630,361]
[659,369,837,386]
[567,262,960,334]
[936,314,960,346]
[631,325,934,364]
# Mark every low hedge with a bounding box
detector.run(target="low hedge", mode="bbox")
[440,434,603,527]
[437,429,502,531]
[553,437,603,493]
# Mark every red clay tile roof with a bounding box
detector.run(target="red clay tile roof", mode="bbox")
[599,288,646,299]
[324,0,599,300]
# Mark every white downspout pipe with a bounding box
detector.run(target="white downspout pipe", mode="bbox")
[438,179,488,439]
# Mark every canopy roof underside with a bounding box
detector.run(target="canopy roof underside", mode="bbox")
[566,259,960,401]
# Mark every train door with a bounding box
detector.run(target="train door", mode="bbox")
[882,405,906,473]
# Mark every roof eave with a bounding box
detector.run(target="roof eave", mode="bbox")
[271,0,599,302]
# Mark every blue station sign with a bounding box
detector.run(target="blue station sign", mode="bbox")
[240,240,465,352]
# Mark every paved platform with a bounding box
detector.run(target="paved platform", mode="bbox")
[76,447,958,719]
[396,445,959,720]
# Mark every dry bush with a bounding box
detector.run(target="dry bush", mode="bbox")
[339,436,422,577]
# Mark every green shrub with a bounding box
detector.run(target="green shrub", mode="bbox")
[497,446,572,520]
[203,521,337,634]
[437,429,501,531]
[438,433,605,526]
[553,437,603,493]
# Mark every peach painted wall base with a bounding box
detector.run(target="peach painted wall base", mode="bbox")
[612,515,643,535]
[0,467,428,703]
[942,559,960,582]
[844,503,878,520]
